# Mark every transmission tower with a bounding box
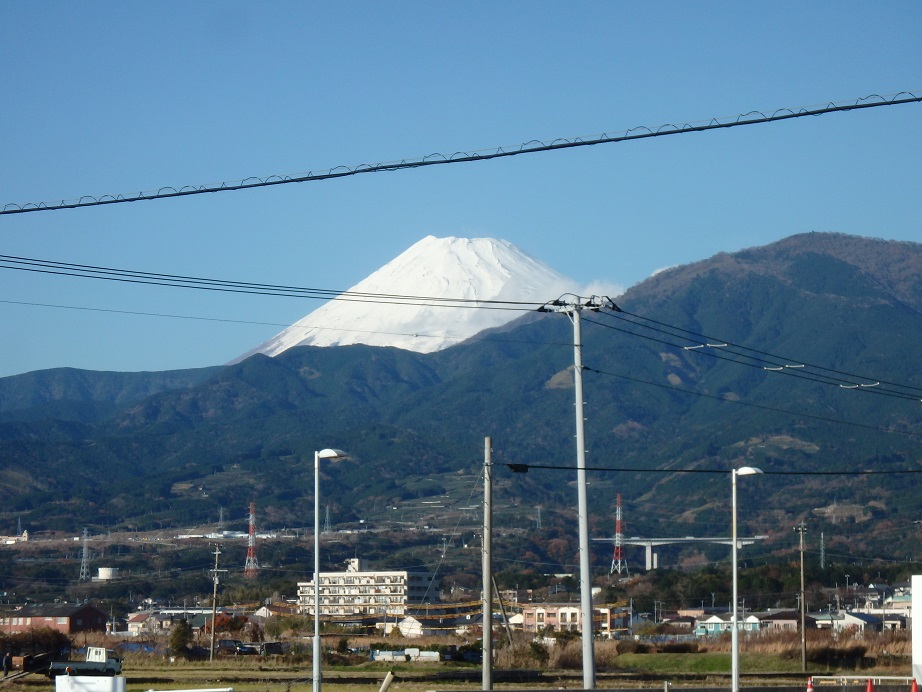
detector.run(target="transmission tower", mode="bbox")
[323,504,331,533]
[78,528,91,582]
[610,493,629,575]
[244,502,259,578]
[535,506,542,530]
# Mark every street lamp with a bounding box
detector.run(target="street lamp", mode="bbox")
[313,448,347,692]
[731,466,763,692]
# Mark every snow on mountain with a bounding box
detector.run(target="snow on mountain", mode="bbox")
[239,236,590,359]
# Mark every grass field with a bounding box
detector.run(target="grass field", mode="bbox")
[12,649,907,692]
[17,630,910,692]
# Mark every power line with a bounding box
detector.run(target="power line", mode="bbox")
[5,258,920,427]
[0,297,574,350]
[581,363,922,439]
[506,463,922,475]
[0,254,539,311]
[0,299,292,327]
[2,91,919,215]
[613,308,922,396]
[585,310,922,403]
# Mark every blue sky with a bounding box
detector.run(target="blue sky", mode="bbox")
[1,1,920,377]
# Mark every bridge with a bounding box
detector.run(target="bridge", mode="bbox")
[593,535,768,571]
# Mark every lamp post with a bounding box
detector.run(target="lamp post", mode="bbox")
[313,448,347,692]
[731,466,762,692]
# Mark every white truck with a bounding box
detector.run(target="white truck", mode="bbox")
[47,647,122,677]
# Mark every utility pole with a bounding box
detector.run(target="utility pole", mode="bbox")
[795,522,807,673]
[482,436,492,691]
[539,294,617,690]
[209,546,226,661]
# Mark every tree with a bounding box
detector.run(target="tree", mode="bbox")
[168,620,194,660]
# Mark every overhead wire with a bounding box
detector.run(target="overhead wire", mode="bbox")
[0,297,576,351]
[4,255,921,435]
[7,255,922,405]
[506,462,922,475]
[585,309,922,402]
[2,91,919,215]
[613,307,922,396]
[0,254,540,311]
[581,364,922,439]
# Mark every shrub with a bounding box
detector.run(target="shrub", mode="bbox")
[529,641,549,665]
[616,639,651,655]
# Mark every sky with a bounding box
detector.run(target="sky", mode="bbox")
[1,1,920,378]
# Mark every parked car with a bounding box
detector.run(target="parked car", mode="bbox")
[217,639,242,655]
[259,642,284,656]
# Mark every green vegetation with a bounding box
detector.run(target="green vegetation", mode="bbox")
[0,233,920,610]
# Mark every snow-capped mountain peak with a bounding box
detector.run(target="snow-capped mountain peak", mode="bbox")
[239,235,586,358]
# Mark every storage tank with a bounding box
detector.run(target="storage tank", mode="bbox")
[97,567,119,581]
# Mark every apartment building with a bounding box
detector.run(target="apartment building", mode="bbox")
[297,558,438,619]
[520,603,627,638]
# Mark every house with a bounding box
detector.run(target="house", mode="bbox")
[0,604,108,635]
[253,603,298,619]
[126,611,181,635]
[838,611,882,633]
[813,611,884,633]
[126,612,155,636]
[520,603,625,637]
[397,613,483,638]
[758,610,816,631]
[882,593,912,614]
[696,612,760,637]
[663,615,696,630]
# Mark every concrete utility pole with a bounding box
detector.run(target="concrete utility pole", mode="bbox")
[539,294,617,690]
[209,546,225,661]
[795,523,807,673]
[482,437,492,691]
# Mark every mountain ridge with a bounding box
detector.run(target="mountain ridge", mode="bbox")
[1,232,920,565]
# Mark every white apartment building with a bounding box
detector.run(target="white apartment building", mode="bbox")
[297,558,438,619]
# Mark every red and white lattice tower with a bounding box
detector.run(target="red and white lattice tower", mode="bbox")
[244,502,259,578]
[610,493,629,575]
